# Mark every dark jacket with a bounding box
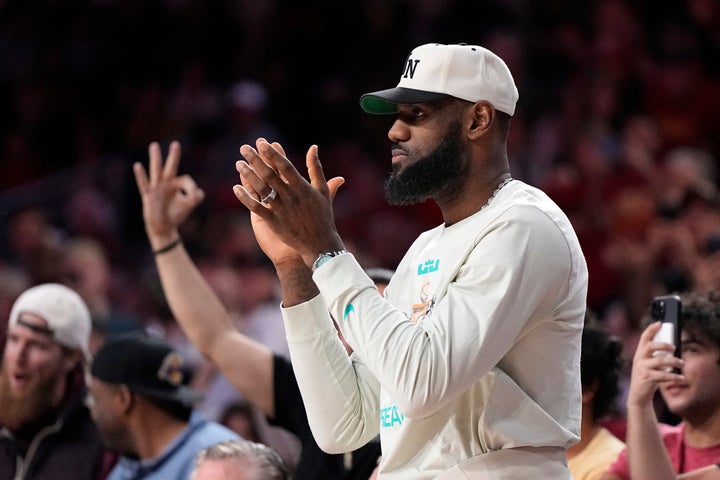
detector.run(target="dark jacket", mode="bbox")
[0,374,113,480]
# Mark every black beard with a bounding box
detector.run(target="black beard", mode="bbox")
[383,122,468,206]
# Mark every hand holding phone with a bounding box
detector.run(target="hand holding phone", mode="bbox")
[651,294,682,372]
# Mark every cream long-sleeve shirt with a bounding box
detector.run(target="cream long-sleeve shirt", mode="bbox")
[281,180,588,479]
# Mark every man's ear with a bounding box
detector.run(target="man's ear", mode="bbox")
[467,101,495,140]
[116,385,134,414]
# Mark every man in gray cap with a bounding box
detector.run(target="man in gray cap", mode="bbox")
[0,283,111,479]
[231,42,589,478]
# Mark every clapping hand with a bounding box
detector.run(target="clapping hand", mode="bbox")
[232,138,345,268]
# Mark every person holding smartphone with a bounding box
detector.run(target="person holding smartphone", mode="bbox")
[602,290,720,479]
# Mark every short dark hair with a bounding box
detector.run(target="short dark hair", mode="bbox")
[144,395,193,422]
[582,312,623,420]
[678,290,720,364]
[494,111,512,141]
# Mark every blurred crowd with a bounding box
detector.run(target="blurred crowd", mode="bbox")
[1,0,720,442]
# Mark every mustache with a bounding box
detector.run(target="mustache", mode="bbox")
[390,142,408,154]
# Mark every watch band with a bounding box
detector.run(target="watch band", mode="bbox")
[312,249,348,272]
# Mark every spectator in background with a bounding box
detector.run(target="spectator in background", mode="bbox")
[203,79,284,210]
[190,439,291,480]
[88,332,238,480]
[3,208,64,285]
[567,313,626,479]
[0,264,30,348]
[0,283,112,479]
[58,236,144,353]
[132,142,381,478]
[600,147,720,368]
[218,401,262,443]
[604,290,720,479]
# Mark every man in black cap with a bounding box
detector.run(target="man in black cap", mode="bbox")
[88,332,238,480]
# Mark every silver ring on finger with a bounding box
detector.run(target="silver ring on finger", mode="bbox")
[260,187,277,204]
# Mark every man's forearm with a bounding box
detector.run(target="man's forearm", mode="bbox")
[154,244,236,350]
[626,404,676,480]
[154,243,275,415]
[678,464,720,479]
[281,295,382,452]
[275,259,320,307]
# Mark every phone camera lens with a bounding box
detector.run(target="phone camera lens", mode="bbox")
[652,301,666,319]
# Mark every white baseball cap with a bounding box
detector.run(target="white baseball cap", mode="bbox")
[8,283,92,360]
[360,43,519,116]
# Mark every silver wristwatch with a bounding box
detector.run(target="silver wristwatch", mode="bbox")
[312,249,348,272]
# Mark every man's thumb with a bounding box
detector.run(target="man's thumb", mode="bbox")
[328,177,345,202]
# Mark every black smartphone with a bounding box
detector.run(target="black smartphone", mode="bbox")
[651,294,682,370]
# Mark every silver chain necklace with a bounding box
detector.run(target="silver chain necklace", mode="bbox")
[481,177,513,212]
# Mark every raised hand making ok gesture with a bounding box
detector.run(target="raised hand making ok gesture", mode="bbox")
[133,141,205,253]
